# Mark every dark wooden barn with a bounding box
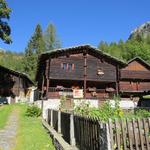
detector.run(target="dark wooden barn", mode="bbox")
[119,57,150,97]
[0,65,33,103]
[36,45,125,103]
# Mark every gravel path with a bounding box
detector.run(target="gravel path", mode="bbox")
[0,109,19,150]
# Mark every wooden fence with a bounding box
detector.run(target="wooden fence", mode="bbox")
[74,115,105,150]
[53,110,58,131]
[47,109,150,150]
[61,112,70,144]
[47,109,108,150]
[109,118,150,150]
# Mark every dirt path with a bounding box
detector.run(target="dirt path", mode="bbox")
[0,109,19,150]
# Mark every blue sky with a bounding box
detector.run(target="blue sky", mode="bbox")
[0,0,150,52]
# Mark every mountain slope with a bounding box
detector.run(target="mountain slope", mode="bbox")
[129,21,150,39]
[0,51,24,71]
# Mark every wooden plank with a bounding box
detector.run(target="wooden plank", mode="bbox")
[92,119,96,150]
[77,116,80,146]
[143,118,150,150]
[108,119,114,150]
[148,118,150,129]
[87,118,90,149]
[126,118,133,150]
[121,119,127,150]
[115,118,121,149]
[97,120,101,149]
[77,117,81,147]
[90,119,94,150]
[137,118,144,150]
[94,120,97,150]
[84,118,87,149]
[80,117,84,149]
[132,118,139,150]
[95,120,99,150]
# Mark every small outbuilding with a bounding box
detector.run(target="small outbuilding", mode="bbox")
[120,57,150,97]
[0,65,34,104]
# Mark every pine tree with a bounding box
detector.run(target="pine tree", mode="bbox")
[43,23,61,51]
[23,24,45,81]
[31,24,45,54]
[0,0,12,44]
[98,41,108,52]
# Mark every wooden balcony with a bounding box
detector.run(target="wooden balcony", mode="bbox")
[47,87,115,99]
[120,70,150,80]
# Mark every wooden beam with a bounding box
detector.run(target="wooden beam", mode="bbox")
[83,53,87,98]
[41,74,45,99]
[116,65,120,96]
[46,59,50,98]
[18,75,21,96]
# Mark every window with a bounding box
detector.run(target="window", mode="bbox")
[62,63,67,70]
[61,63,74,71]
[68,64,73,71]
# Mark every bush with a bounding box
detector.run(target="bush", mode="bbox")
[74,97,125,122]
[25,105,41,117]
[135,109,150,118]
[74,101,91,116]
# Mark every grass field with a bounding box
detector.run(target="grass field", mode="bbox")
[0,105,13,129]
[14,104,55,150]
[0,104,54,150]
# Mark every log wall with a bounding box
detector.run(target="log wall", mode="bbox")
[49,54,117,82]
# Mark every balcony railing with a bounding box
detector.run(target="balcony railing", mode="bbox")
[48,87,115,99]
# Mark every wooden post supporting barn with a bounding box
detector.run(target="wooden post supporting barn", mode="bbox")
[83,52,87,99]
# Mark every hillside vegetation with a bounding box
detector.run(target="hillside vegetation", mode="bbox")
[0,51,24,72]
[98,22,150,63]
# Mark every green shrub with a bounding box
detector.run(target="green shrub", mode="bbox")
[74,96,150,121]
[74,97,125,122]
[25,105,41,117]
[74,101,91,116]
[135,109,150,118]
[74,101,117,121]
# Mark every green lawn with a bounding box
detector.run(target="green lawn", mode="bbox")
[0,104,54,150]
[14,104,55,150]
[0,105,13,129]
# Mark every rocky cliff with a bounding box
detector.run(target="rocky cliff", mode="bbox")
[129,21,150,39]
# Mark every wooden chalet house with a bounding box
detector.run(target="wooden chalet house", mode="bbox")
[0,65,34,103]
[119,57,150,98]
[36,45,125,103]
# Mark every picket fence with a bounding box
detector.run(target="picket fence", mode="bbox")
[109,118,150,150]
[47,109,150,150]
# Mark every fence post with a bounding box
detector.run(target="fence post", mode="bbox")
[41,99,44,117]
[46,109,48,122]
[46,109,49,123]
[50,109,53,127]
[106,123,111,150]
[70,112,76,146]
[58,110,61,133]
[99,122,111,150]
